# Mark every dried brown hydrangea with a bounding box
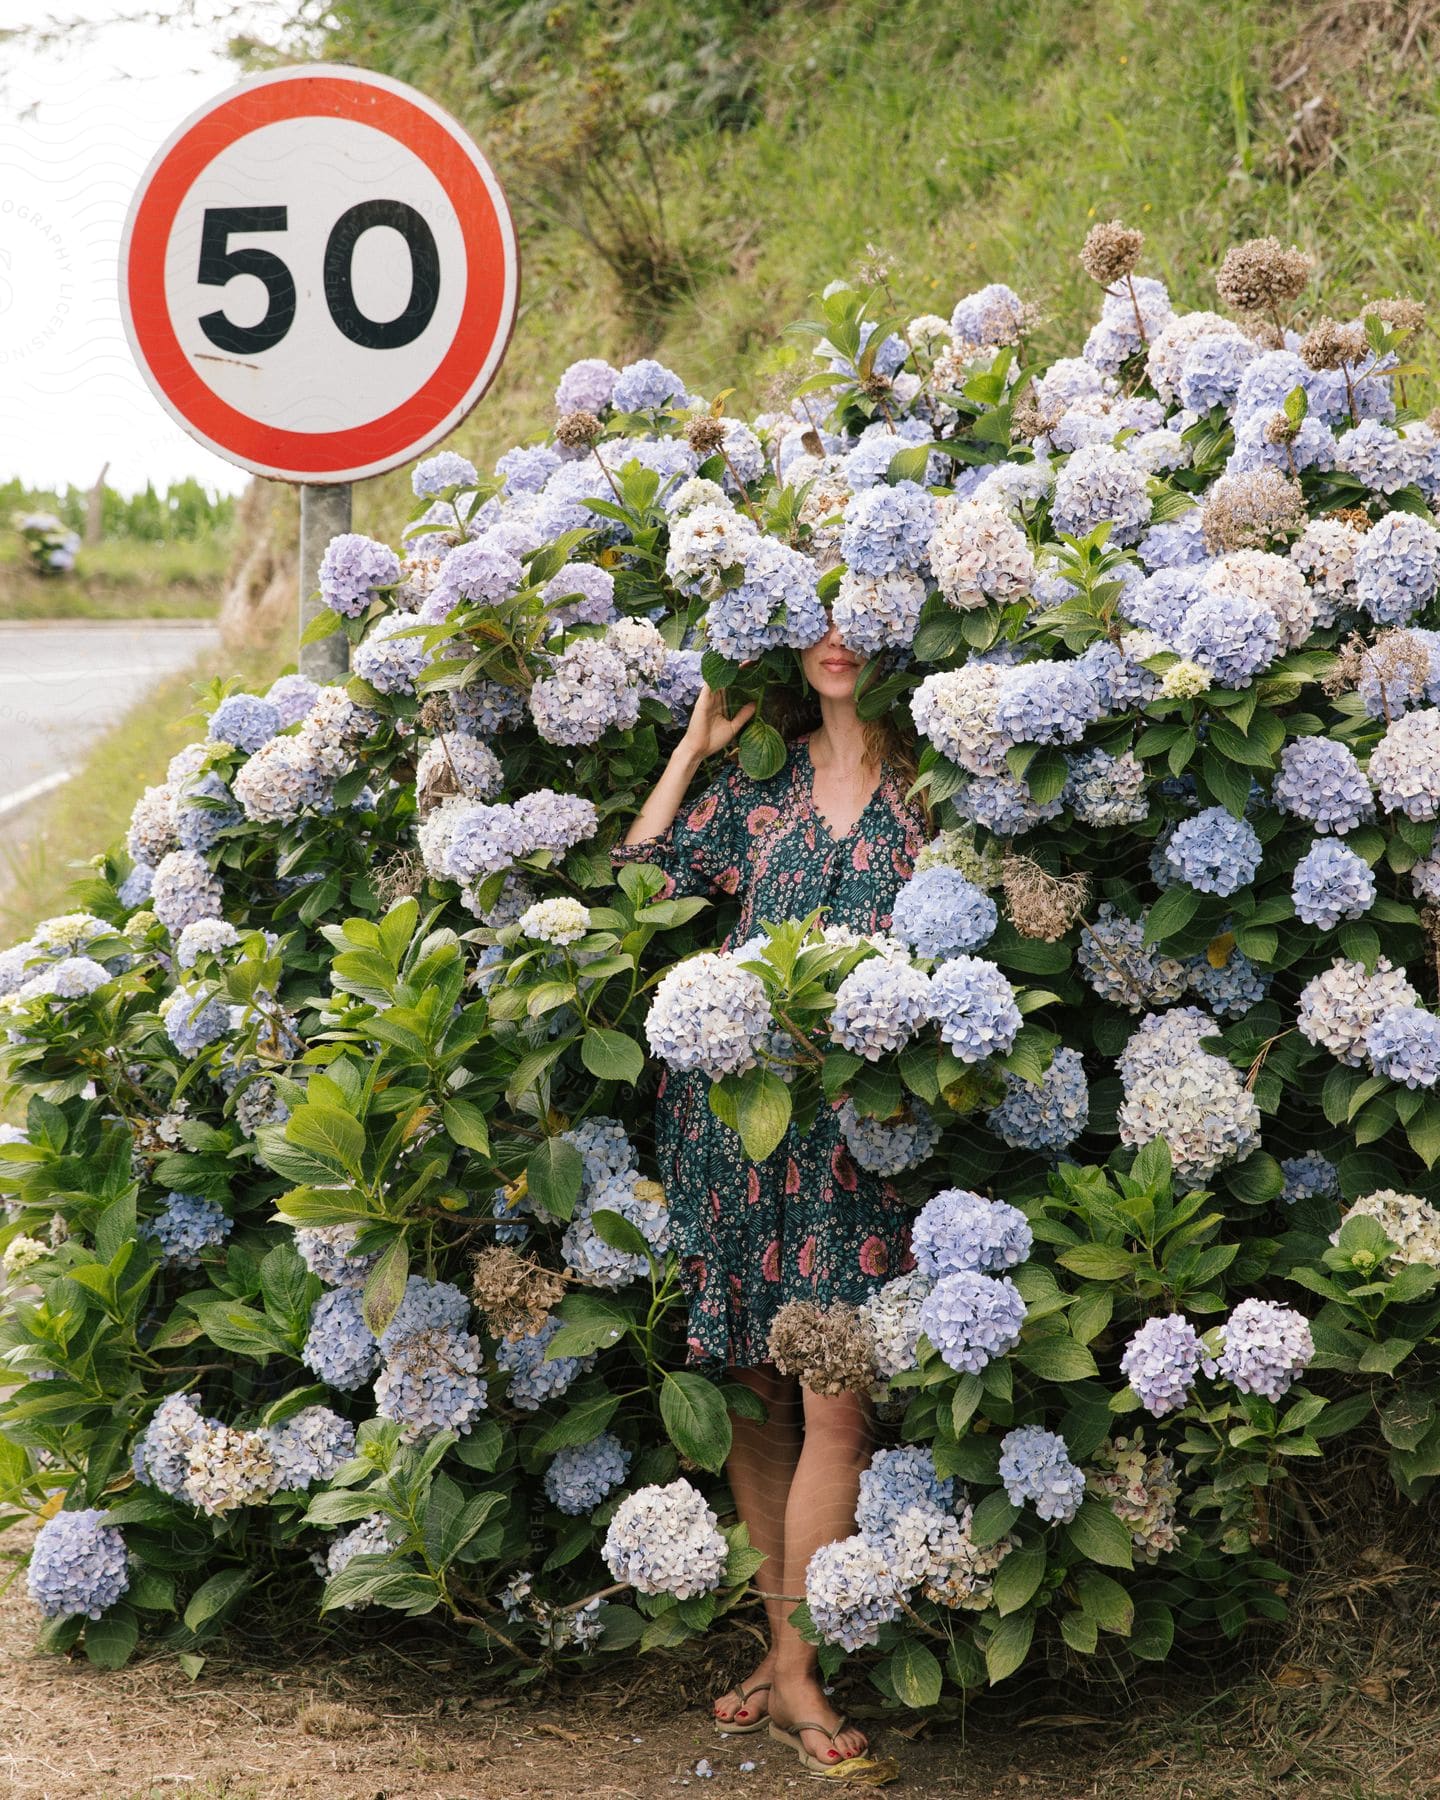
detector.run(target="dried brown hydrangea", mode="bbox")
[766,1299,878,1395]
[1202,470,1307,553]
[1329,506,1372,533]
[1299,318,1368,371]
[1263,413,1301,447]
[555,408,602,449]
[857,241,895,285]
[1080,220,1145,287]
[1216,236,1314,315]
[372,851,427,908]
[1010,392,1062,442]
[685,415,727,456]
[1362,296,1425,339]
[472,1245,568,1342]
[1001,852,1090,941]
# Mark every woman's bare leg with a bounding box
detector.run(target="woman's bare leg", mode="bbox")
[713,1361,803,1723]
[769,1385,875,1763]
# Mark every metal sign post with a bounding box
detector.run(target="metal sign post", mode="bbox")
[298,484,353,680]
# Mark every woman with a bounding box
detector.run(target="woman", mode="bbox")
[611,613,931,1773]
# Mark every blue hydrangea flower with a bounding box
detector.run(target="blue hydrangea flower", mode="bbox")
[1215,1298,1313,1401]
[377,1276,472,1357]
[27,1509,129,1619]
[1075,645,1161,716]
[612,358,686,413]
[145,1191,231,1269]
[497,1315,597,1410]
[950,283,1025,345]
[927,955,1023,1062]
[561,1171,671,1286]
[1163,808,1262,896]
[911,1188,1032,1278]
[1336,420,1415,494]
[412,451,478,496]
[803,1534,907,1650]
[150,850,224,935]
[837,1099,941,1174]
[1370,709,1440,821]
[838,480,937,578]
[992,663,1102,746]
[160,983,231,1057]
[890,867,997,960]
[353,613,431,695]
[175,772,240,854]
[1292,840,1376,930]
[1137,508,1210,571]
[1352,512,1440,626]
[208,693,279,753]
[1228,411,1337,477]
[555,357,617,413]
[986,1046,1090,1153]
[705,537,827,660]
[1272,737,1373,835]
[542,561,617,629]
[602,1479,728,1599]
[422,537,526,619]
[998,1425,1085,1523]
[266,1406,357,1488]
[1185,946,1271,1017]
[1174,591,1280,688]
[495,444,561,495]
[1122,566,1208,636]
[829,957,934,1059]
[1280,1152,1342,1206]
[1120,1314,1206,1416]
[318,533,401,616]
[1178,332,1259,411]
[917,1270,1027,1374]
[854,1446,954,1539]
[1365,1004,1440,1088]
[645,952,770,1080]
[544,1432,632,1515]
[1051,445,1152,545]
[132,1391,207,1495]
[302,1286,379,1391]
[374,1324,488,1443]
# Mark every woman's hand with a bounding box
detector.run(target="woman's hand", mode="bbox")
[678,683,757,761]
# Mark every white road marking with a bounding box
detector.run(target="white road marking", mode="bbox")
[0,667,180,685]
[0,769,73,819]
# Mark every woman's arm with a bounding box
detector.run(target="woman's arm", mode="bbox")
[621,685,756,849]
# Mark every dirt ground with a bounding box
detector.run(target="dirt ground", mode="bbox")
[3,1508,1440,1800]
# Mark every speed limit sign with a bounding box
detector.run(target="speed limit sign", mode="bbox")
[118,66,519,484]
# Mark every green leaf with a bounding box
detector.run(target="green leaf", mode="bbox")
[589,1207,654,1263]
[1142,884,1200,945]
[1016,1335,1099,1380]
[581,1029,645,1085]
[659,1370,732,1472]
[516,1140,582,1227]
[183,1567,251,1633]
[1129,1598,1175,1661]
[888,1639,943,1708]
[735,1067,792,1163]
[1056,1244,1136,1281]
[286,1104,366,1177]
[992,1540,1047,1617]
[441,1097,491,1155]
[985,1610,1035,1685]
[738,719,786,780]
[361,1236,410,1339]
[83,1607,139,1669]
[534,1392,622,1452]
[1064,1499,1134,1569]
[969,1489,1021,1547]
[1075,1567,1134,1635]
[1059,1610,1098,1655]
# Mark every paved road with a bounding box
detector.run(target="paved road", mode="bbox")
[0,620,219,844]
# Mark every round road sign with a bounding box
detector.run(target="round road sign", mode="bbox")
[118,66,518,484]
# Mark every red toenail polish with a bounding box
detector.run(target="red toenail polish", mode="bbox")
[737,1710,748,1718]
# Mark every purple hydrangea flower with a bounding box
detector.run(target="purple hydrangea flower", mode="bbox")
[1214,1298,1313,1401]
[998,1425,1085,1523]
[1163,808,1262,896]
[1120,1314,1206,1416]
[911,1188,1032,1278]
[318,534,401,616]
[917,1270,1027,1374]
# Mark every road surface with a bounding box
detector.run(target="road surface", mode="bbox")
[0,620,219,847]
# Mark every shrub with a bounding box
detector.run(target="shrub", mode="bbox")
[3,239,1439,1703]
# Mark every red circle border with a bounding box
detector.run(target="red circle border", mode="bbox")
[123,72,516,479]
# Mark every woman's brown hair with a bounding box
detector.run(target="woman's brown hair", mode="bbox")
[753,676,936,836]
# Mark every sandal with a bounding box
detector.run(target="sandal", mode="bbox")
[768,1714,900,1785]
[713,1678,772,1736]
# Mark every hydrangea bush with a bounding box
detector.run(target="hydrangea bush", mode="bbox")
[5,232,1440,1703]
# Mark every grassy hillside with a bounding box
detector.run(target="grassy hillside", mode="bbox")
[240,0,1440,544]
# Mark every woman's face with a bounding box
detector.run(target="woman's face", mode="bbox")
[800,613,864,700]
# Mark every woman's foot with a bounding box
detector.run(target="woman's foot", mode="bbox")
[770,1671,869,1763]
[712,1654,776,1726]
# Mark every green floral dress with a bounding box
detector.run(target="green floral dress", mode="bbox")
[610,732,930,1373]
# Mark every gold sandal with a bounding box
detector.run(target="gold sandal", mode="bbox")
[768,1714,900,1784]
[713,1678,772,1736]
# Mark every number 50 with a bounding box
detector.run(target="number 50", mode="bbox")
[197,202,441,355]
